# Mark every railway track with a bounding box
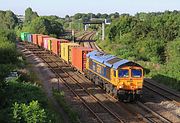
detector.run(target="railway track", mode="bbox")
[89,41,102,51]
[144,79,180,106]
[76,31,97,48]
[73,71,172,123]
[76,31,94,47]
[76,31,95,41]
[76,31,103,51]
[83,39,176,123]
[24,43,124,123]
[136,101,172,123]
[20,42,178,123]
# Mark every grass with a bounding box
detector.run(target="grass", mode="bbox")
[53,89,80,123]
[46,100,64,123]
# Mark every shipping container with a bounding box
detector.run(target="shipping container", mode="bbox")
[72,47,93,71]
[37,35,49,47]
[27,33,32,43]
[48,38,54,51]
[61,43,80,63]
[51,39,69,55]
[43,38,54,49]
[32,34,40,45]
[20,32,30,41]
[43,38,49,49]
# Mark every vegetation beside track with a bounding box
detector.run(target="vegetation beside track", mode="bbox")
[0,8,86,123]
[53,90,80,123]
[96,11,180,91]
[0,27,61,123]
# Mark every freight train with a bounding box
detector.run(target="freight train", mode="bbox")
[20,32,144,102]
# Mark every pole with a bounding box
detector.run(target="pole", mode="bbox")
[102,22,105,40]
[72,30,75,42]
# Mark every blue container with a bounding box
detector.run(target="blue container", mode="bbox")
[27,34,32,43]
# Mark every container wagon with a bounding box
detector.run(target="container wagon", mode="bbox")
[32,34,40,45]
[48,38,54,51]
[37,35,49,47]
[21,32,30,42]
[61,43,80,63]
[51,39,69,56]
[72,47,93,72]
[27,33,32,43]
[43,38,55,50]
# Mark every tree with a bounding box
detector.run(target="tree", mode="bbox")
[157,40,180,90]
[114,12,120,18]
[101,14,108,18]
[0,10,18,29]
[22,17,64,37]
[73,13,82,20]
[96,13,102,18]
[25,7,39,23]
[87,13,96,19]
[65,15,70,21]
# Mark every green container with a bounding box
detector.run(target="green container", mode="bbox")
[20,32,30,41]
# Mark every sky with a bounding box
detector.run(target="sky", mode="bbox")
[0,0,180,17]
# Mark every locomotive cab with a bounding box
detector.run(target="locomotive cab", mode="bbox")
[116,65,144,101]
[86,50,144,102]
[117,66,143,90]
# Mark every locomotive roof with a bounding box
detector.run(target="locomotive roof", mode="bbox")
[87,50,142,69]
[87,50,115,64]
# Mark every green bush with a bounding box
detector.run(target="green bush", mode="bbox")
[0,40,18,64]
[12,101,47,123]
[0,78,55,122]
[135,39,165,63]
[0,29,18,81]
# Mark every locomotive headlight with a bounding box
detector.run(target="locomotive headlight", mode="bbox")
[119,85,123,89]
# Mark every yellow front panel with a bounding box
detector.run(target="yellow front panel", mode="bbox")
[116,66,143,90]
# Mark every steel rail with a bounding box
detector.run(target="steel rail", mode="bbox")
[25,43,124,123]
